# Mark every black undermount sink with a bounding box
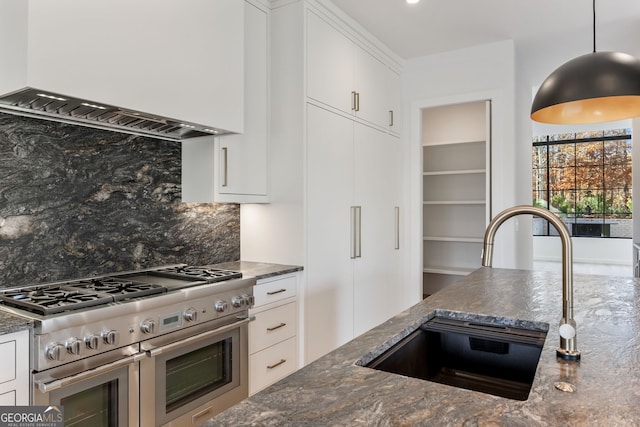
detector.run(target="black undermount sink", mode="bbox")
[362,315,548,400]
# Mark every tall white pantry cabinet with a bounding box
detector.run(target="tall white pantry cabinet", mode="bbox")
[260,0,404,364]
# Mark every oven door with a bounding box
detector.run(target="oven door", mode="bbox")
[140,316,250,427]
[33,346,142,427]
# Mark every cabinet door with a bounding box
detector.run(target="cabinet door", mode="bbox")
[387,68,402,135]
[217,1,268,199]
[306,104,354,364]
[306,9,353,114]
[181,1,268,203]
[0,330,29,405]
[353,46,389,128]
[353,124,402,336]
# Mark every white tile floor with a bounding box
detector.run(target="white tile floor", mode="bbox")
[533,261,633,277]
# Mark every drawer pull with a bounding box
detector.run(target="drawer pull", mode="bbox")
[267,323,287,332]
[266,288,287,296]
[267,359,286,369]
[192,406,213,424]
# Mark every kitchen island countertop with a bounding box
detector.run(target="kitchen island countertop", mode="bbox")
[203,267,640,426]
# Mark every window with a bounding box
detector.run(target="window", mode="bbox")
[532,129,632,238]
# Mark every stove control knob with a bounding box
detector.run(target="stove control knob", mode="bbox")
[102,330,120,346]
[184,308,198,322]
[242,294,255,307]
[214,300,228,313]
[231,296,245,308]
[66,338,83,356]
[140,319,156,334]
[85,334,100,350]
[45,343,66,362]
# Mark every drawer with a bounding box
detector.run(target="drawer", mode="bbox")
[254,274,297,307]
[249,336,297,395]
[0,391,16,405]
[249,301,297,354]
[0,339,16,384]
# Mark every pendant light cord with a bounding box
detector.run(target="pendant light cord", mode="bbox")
[593,0,596,53]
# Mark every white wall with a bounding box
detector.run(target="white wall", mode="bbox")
[405,13,640,288]
[514,17,640,269]
[534,236,632,265]
[403,40,516,306]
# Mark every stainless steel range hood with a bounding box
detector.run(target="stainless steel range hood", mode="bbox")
[0,88,230,141]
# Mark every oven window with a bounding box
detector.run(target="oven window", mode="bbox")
[165,337,232,412]
[60,379,118,427]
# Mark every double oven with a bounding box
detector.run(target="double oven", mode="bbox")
[0,265,255,426]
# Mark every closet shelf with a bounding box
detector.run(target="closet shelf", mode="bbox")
[423,200,486,205]
[423,266,475,276]
[423,236,484,243]
[423,169,486,176]
[422,139,485,147]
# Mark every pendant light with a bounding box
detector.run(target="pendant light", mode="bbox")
[531,0,640,124]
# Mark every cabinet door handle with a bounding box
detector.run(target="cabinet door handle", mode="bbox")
[266,288,287,296]
[351,206,362,259]
[351,91,357,111]
[395,206,400,250]
[389,110,394,127]
[221,146,228,187]
[267,322,287,332]
[267,359,287,369]
[355,91,360,112]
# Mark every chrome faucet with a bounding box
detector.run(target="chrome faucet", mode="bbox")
[481,205,581,361]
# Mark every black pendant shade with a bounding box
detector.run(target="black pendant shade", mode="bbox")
[531,51,640,124]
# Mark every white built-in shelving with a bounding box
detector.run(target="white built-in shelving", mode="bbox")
[422,101,491,293]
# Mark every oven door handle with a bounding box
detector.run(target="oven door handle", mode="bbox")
[146,316,255,358]
[36,352,146,394]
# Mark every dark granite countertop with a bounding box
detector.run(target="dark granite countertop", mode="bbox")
[0,310,33,335]
[203,267,640,426]
[207,261,302,282]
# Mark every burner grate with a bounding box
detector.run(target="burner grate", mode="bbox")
[0,286,115,315]
[68,278,166,301]
[148,266,242,283]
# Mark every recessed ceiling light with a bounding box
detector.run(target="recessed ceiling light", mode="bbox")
[406,0,420,4]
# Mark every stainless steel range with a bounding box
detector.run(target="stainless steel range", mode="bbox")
[0,264,255,427]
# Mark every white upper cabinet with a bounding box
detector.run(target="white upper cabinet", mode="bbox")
[182,0,269,203]
[0,0,244,133]
[216,0,269,201]
[352,45,391,127]
[306,9,400,132]
[387,68,402,135]
[306,10,353,114]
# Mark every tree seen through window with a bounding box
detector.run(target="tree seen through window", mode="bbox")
[532,129,632,238]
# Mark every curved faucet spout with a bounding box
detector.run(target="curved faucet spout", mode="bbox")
[482,205,581,361]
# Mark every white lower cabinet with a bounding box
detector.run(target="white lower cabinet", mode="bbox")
[248,274,298,395]
[249,336,297,395]
[0,329,30,405]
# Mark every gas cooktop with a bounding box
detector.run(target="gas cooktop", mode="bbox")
[0,265,242,316]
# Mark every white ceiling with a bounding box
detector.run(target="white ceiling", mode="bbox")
[330,0,640,59]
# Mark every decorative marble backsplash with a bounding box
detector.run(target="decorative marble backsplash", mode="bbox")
[0,112,240,288]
